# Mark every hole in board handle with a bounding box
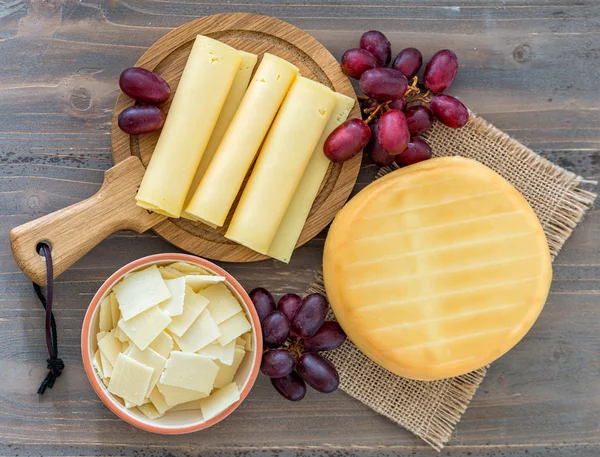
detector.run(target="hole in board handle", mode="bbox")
[36,241,53,257]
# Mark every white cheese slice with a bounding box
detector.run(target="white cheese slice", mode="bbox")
[213,347,245,389]
[148,331,174,359]
[109,293,120,329]
[113,326,130,343]
[96,331,107,343]
[118,306,172,351]
[217,312,251,346]
[98,331,122,367]
[169,399,203,412]
[197,340,236,366]
[157,381,209,407]
[202,283,242,324]
[172,309,221,352]
[184,275,225,293]
[241,333,252,351]
[137,403,163,419]
[158,266,184,280]
[100,351,113,378]
[113,265,172,321]
[148,386,171,415]
[160,352,219,393]
[159,277,186,316]
[92,350,104,379]
[200,382,240,421]
[99,295,113,331]
[168,286,209,337]
[125,345,167,397]
[168,262,210,275]
[108,353,153,407]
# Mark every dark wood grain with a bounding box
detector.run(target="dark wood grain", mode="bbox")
[0,1,598,456]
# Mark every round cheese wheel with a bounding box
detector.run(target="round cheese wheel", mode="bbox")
[323,157,552,381]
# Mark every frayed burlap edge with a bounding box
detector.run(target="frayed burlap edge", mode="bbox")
[307,114,597,451]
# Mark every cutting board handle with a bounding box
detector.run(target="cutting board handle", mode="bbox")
[10,156,164,286]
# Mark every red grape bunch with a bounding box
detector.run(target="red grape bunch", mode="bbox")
[325,30,469,166]
[117,67,171,135]
[249,288,346,401]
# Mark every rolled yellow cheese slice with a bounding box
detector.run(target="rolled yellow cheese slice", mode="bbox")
[184,54,299,227]
[181,51,258,221]
[267,93,355,263]
[323,157,552,381]
[135,36,242,218]
[225,76,337,255]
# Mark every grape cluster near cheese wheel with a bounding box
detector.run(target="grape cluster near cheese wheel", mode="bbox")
[326,30,469,166]
[249,288,346,401]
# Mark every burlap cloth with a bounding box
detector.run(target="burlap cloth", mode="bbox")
[307,114,597,451]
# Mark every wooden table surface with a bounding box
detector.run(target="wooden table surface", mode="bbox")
[1,1,598,456]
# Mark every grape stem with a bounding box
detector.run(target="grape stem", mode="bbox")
[357,95,369,101]
[364,101,390,124]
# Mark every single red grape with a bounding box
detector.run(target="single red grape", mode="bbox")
[296,353,340,393]
[430,94,469,128]
[392,48,423,79]
[271,371,306,401]
[261,349,295,378]
[378,109,410,155]
[359,30,391,66]
[249,287,276,322]
[387,99,406,111]
[365,121,396,166]
[303,321,347,352]
[341,48,378,79]
[262,311,291,348]
[423,50,458,93]
[324,118,371,163]
[278,293,302,322]
[395,137,432,166]
[119,67,171,104]
[291,293,329,338]
[405,105,434,136]
[118,105,165,135]
[359,68,408,100]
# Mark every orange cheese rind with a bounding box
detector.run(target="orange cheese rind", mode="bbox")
[323,157,552,381]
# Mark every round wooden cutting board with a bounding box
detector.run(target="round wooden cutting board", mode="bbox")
[111,13,361,263]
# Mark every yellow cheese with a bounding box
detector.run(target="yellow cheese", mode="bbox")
[182,51,258,220]
[157,381,208,407]
[109,293,120,328]
[98,331,122,367]
[168,286,209,337]
[213,347,245,389]
[172,309,221,352]
[225,77,337,254]
[137,403,162,419]
[148,386,171,415]
[99,295,113,332]
[323,157,552,381]
[100,351,113,378]
[158,277,186,317]
[169,398,204,412]
[148,331,173,359]
[241,333,252,351]
[216,312,251,346]
[268,93,355,262]
[113,265,171,321]
[202,283,243,324]
[185,53,299,227]
[108,353,154,406]
[92,350,104,379]
[197,340,236,366]
[160,352,219,394]
[118,306,172,351]
[200,382,240,421]
[125,345,167,397]
[96,331,107,343]
[136,36,242,217]
[167,262,209,275]
[184,274,225,293]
